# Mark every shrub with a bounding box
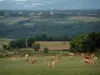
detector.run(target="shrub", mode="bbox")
[18,49,34,56]
[6,52,14,57]
[32,43,40,51]
[2,43,8,50]
[0,53,5,58]
[44,47,49,54]
[27,37,35,47]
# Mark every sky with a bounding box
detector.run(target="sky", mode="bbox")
[0,0,100,10]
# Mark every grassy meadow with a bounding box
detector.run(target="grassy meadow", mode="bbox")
[0,39,100,75]
[0,56,100,75]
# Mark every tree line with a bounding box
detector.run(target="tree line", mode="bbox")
[2,35,70,51]
[35,34,71,41]
[70,32,100,53]
[2,32,100,53]
[2,37,40,51]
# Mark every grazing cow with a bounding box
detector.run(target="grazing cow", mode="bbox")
[25,54,29,63]
[30,59,36,64]
[69,53,74,60]
[90,54,97,64]
[93,56,97,63]
[48,61,56,68]
[51,56,57,61]
[57,54,61,59]
[81,53,85,57]
[54,60,59,63]
[51,61,56,68]
[91,54,95,59]
[48,63,52,68]
[51,54,61,61]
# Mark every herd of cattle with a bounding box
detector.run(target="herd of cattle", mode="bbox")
[23,53,98,68]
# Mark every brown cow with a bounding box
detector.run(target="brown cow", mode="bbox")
[30,59,36,64]
[48,63,52,68]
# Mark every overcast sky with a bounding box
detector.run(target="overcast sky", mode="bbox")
[0,0,100,10]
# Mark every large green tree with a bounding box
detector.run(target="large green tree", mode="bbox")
[70,32,100,53]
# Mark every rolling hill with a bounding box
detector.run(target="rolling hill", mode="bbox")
[0,10,100,39]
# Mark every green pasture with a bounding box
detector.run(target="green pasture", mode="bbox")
[0,56,100,75]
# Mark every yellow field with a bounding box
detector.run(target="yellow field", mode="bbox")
[37,41,70,50]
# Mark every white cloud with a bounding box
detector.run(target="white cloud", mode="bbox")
[24,2,43,8]
[0,0,3,1]
[12,0,27,1]
[32,3,42,6]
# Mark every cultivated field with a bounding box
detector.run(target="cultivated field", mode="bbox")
[0,17,28,24]
[68,16,100,22]
[37,41,70,50]
[0,56,100,75]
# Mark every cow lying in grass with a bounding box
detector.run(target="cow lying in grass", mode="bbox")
[83,55,93,64]
[83,53,97,64]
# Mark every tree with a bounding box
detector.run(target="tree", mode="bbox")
[95,32,100,49]
[70,35,87,53]
[70,32,100,53]
[32,43,40,51]
[9,38,26,49]
[16,38,26,48]
[9,40,17,48]
[44,47,49,54]
[2,43,7,50]
[27,37,35,47]
[85,32,96,53]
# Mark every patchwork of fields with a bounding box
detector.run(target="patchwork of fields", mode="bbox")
[0,16,100,38]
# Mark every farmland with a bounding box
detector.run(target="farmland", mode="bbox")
[0,10,100,38]
[37,41,70,50]
[0,17,28,25]
[0,38,70,50]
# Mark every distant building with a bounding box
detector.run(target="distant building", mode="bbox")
[50,12,54,15]
[18,12,23,15]
[87,13,97,16]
